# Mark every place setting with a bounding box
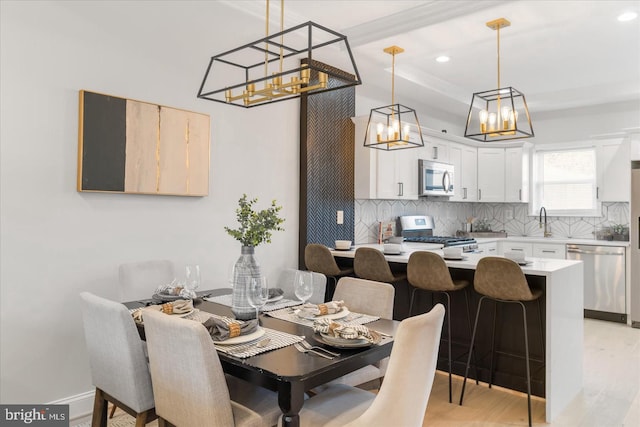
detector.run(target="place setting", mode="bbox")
[311,319,382,349]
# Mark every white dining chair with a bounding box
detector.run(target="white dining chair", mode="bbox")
[277,268,327,304]
[79,292,156,427]
[143,309,281,427]
[118,259,175,302]
[292,304,445,427]
[313,277,394,391]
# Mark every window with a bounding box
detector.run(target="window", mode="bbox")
[532,146,599,216]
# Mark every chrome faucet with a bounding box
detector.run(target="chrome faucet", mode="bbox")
[539,206,552,237]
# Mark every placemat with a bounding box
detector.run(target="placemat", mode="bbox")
[266,307,380,328]
[205,294,302,312]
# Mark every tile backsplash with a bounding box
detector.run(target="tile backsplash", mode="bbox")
[355,199,629,243]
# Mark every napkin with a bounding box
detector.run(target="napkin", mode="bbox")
[202,317,258,342]
[313,318,374,341]
[302,300,345,316]
[268,288,284,299]
[131,299,193,324]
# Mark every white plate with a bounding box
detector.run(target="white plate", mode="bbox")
[215,327,265,345]
[444,256,467,261]
[267,294,284,303]
[313,331,381,349]
[295,307,350,320]
[518,260,532,266]
[320,333,368,346]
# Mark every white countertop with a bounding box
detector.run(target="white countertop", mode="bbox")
[332,243,582,276]
[473,236,629,247]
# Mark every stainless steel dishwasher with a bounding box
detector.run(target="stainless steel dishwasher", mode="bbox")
[566,244,626,323]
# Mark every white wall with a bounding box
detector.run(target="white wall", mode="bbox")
[0,1,300,405]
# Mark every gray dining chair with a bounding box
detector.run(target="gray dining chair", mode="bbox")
[118,259,175,302]
[143,309,281,427]
[295,304,445,427]
[277,268,327,304]
[313,277,394,392]
[79,292,156,427]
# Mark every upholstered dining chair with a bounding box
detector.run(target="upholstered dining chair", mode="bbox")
[313,277,394,391]
[292,304,445,427]
[277,268,327,304]
[118,259,175,302]
[79,292,156,427]
[143,309,281,427]
[459,257,544,427]
[407,250,477,403]
[305,243,354,301]
[353,247,407,285]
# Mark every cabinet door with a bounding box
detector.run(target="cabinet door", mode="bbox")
[477,241,498,254]
[462,146,478,201]
[533,243,566,259]
[505,146,529,203]
[598,140,630,202]
[477,148,505,202]
[395,146,419,199]
[448,145,463,202]
[376,150,400,199]
[500,242,533,257]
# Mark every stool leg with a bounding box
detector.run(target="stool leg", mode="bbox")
[460,296,486,405]
[442,291,453,403]
[519,301,533,427]
[488,300,498,389]
[537,298,545,363]
[463,289,480,385]
[408,287,420,317]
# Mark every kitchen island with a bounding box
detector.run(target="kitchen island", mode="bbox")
[331,244,583,423]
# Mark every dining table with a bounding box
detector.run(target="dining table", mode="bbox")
[126,289,399,427]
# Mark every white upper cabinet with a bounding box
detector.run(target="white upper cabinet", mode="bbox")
[422,137,450,163]
[477,148,506,202]
[597,139,630,202]
[449,143,478,202]
[505,146,530,203]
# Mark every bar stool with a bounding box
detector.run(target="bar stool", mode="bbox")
[305,243,354,301]
[353,247,407,284]
[407,251,477,403]
[459,257,544,427]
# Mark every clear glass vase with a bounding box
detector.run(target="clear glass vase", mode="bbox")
[231,246,262,320]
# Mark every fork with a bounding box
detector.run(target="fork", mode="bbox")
[299,340,340,357]
[294,343,334,359]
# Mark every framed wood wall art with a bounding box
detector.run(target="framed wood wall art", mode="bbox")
[77,90,210,196]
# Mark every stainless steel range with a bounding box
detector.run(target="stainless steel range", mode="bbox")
[398,215,478,251]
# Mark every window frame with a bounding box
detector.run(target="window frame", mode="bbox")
[530,143,601,217]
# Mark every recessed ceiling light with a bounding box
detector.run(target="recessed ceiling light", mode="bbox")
[436,56,450,63]
[617,11,638,22]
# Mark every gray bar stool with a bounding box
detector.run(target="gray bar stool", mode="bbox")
[304,243,354,301]
[459,256,544,427]
[407,251,477,403]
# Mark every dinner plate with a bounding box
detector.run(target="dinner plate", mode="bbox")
[312,331,381,349]
[383,251,404,255]
[333,247,352,251]
[295,307,350,320]
[215,327,265,345]
[444,256,467,261]
[267,295,284,303]
[517,260,532,266]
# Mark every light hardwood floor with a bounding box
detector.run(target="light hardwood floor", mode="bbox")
[81,318,639,427]
[423,318,640,426]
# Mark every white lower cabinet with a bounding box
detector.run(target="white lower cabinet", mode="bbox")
[499,242,533,257]
[476,241,498,254]
[532,243,566,259]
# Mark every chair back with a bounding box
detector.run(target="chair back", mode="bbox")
[143,310,235,427]
[277,268,327,304]
[353,248,395,283]
[79,292,154,413]
[407,251,456,291]
[118,260,175,302]
[474,257,535,301]
[333,277,394,319]
[346,304,445,427]
[305,244,342,276]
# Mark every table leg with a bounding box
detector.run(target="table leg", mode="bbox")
[278,381,305,427]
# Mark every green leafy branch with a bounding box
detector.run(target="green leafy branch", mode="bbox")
[224,194,285,247]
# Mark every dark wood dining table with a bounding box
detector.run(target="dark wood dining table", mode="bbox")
[127,289,399,427]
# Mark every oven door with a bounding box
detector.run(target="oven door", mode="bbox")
[419,160,454,196]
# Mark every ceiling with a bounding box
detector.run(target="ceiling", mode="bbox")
[221,0,640,119]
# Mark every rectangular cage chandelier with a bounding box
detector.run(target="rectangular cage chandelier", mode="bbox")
[197,2,361,108]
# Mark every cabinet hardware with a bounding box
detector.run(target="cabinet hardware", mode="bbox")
[433,146,438,159]
[596,187,599,199]
[463,188,467,199]
[542,250,555,253]
[512,248,524,251]
[519,189,522,201]
[478,189,482,200]
[398,182,403,197]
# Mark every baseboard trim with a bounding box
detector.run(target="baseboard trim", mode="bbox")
[49,389,94,421]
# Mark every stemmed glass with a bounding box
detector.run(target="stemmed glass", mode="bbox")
[227,262,237,289]
[294,270,314,305]
[185,264,201,298]
[247,276,269,321]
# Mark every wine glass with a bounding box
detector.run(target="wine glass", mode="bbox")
[185,264,201,295]
[227,262,237,288]
[247,276,269,321]
[294,270,314,305]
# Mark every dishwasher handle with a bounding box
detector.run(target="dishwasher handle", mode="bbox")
[566,248,624,256]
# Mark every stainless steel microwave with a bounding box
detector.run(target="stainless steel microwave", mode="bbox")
[419,159,454,197]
